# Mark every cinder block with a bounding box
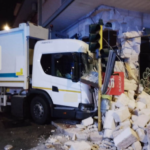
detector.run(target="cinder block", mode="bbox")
[104,129,113,139]
[64,128,89,140]
[146,124,150,147]
[132,124,138,131]
[120,119,131,128]
[128,100,136,111]
[132,141,142,150]
[134,115,150,128]
[81,117,93,126]
[104,110,116,130]
[136,91,150,105]
[115,93,129,108]
[132,115,138,122]
[136,102,146,110]
[133,109,141,116]
[89,131,102,142]
[114,127,138,149]
[143,144,150,150]
[136,128,147,143]
[128,90,135,100]
[140,109,150,117]
[112,128,124,138]
[113,107,131,123]
[124,79,138,91]
[65,141,92,150]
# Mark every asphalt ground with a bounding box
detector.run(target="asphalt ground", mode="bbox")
[0,113,55,150]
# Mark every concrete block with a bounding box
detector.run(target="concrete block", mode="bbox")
[127,146,134,150]
[113,128,124,138]
[136,91,149,105]
[113,107,131,123]
[76,124,85,129]
[104,110,116,130]
[120,119,131,128]
[134,115,150,128]
[114,128,138,149]
[132,115,138,122]
[115,93,129,108]
[136,102,146,110]
[143,144,150,150]
[65,141,92,150]
[128,90,135,100]
[64,128,89,140]
[104,129,113,139]
[146,124,150,147]
[89,131,102,142]
[114,127,138,149]
[128,100,136,111]
[132,141,142,150]
[72,134,76,141]
[136,128,147,143]
[137,84,144,94]
[132,124,138,131]
[133,109,140,116]
[124,79,138,91]
[81,117,93,126]
[140,109,150,117]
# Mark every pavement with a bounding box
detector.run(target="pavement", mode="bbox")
[0,112,55,150]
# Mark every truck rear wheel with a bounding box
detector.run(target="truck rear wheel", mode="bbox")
[30,96,50,124]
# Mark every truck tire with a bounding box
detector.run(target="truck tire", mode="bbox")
[30,96,50,124]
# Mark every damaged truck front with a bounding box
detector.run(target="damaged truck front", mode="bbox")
[0,23,97,124]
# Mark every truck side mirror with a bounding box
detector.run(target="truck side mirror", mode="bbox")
[72,53,79,82]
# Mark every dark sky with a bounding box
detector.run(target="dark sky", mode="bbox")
[0,0,24,30]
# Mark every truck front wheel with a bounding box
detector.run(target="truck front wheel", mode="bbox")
[30,97,50,124]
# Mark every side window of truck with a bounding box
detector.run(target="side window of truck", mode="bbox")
[41,53,74,80]
[41,54,52,75]
[53,53,74,79]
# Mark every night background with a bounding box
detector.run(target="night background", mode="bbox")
[0,0,23,30]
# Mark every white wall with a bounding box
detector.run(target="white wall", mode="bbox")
[64,5,150,38]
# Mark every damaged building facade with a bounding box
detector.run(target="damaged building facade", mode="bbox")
[9,1,150,150]
[40,3,150,150]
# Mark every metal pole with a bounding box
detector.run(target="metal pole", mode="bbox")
[98,54,102,131]
[98,24,103,131]
[38,0,42,26]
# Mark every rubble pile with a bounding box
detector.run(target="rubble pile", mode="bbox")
[100,89,150,150]
[44,72,150,149]
[50,90,150,150]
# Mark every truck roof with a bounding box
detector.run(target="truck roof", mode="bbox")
[35,39,90,54]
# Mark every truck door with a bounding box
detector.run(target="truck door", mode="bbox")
[50,53,81,108]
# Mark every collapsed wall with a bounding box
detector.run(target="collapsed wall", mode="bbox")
[64,5,150,39]
[48,4,150,150]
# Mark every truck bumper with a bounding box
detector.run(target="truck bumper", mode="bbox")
[75,110,97,120]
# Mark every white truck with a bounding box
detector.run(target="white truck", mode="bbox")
[0,23,97,124]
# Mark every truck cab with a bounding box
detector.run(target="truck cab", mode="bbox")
[30,39,97,124]
[0,23,97,124]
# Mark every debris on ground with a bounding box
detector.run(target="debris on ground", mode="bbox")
[4,145,13,150]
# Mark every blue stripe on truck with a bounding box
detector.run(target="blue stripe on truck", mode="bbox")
[0,73,18,78]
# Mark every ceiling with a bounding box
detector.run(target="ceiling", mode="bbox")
[50,0,150,32]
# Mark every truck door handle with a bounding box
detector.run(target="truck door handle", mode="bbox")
[52,86,59,92]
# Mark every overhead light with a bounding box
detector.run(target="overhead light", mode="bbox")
[4,25,10,31]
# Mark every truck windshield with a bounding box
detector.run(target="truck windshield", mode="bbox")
[80,53,93,76]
